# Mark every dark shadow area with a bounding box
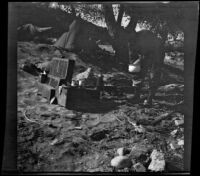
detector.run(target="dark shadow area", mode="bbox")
[21,63,41,76]
[154,101,184,113]
[155,94,184,102]
[66,98,120,113]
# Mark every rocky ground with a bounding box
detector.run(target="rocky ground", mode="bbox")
[17,41,184,172]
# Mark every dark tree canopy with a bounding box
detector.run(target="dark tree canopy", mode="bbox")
[17,2,198,64]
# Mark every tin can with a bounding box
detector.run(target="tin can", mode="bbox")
[40,72,47,83]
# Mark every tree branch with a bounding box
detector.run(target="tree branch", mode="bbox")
[117,4,124,26]
[102,4,118,38]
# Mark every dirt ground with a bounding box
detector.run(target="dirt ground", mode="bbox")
[17,42,184,172]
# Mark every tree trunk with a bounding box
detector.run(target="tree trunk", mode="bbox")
[102,4,130,67]
[117,4,124,26]
[112,28,130,66]
[102,4,118,38]
[125,16,138,33]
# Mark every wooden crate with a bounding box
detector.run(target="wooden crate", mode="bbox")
[37,82,55,101]
[56,86,100,108]
[49,57,75,84]
[37,57,75,101]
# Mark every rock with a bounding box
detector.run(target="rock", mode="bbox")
[148,160,165,172]
[177,139,184,146]
[110,156,132,169]
[133,163,146,172]
[170,129,178,137]
[116,147,131,156]
[117,148,124,156]
[169,142,180,150]
[148,149,165,172]
[174,119,184,126]
[150,149,164,161]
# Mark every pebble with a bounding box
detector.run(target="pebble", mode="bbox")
[143,100,148,105]
[177,139,184,146]
[133,163,146,172]
[174,119,184,126]
[111,156,132,169]
[148,149,165,172]
[74,126,82,130]
[64,113,77,119]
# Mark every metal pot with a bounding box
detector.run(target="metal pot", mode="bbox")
[128,58,141,73]
[128,64,141,73]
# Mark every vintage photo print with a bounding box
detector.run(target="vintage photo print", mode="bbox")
[3,1,199,174]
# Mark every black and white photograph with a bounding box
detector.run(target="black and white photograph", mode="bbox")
[3,1,199,174]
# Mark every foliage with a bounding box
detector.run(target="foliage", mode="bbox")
[49,2,184,42]
[124,3,185,41]
[34,2,185,45]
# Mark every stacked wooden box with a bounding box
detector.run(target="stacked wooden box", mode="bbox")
[37,57,75,102]
[37,57,100,109]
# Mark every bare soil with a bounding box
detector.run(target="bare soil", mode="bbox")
[17,42,184,172]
